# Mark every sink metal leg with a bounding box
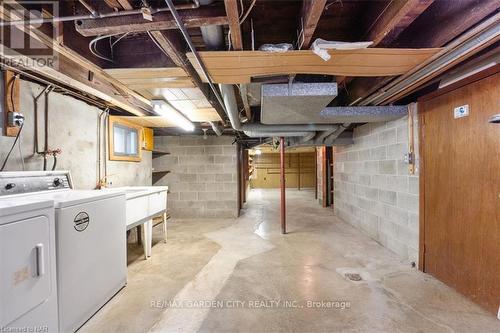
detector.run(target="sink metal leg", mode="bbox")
[163,212,168,243]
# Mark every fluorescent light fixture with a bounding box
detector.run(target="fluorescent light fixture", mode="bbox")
[152,100,195,132]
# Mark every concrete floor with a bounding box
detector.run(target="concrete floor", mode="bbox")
[80,189,500,333]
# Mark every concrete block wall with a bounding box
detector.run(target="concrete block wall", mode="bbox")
[153,136,238,219]
[333,114,419,263]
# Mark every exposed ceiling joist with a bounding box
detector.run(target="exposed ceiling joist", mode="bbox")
[365,0,435,47]
[224,0,243,50]
[349,0,498,104]
[75,6,229,37]
[116,0,133,10]
[299,0,327,49]
[0,1,151,115]
[148,30,227,121]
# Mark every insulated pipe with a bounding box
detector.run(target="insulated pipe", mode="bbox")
[244,131,312,138]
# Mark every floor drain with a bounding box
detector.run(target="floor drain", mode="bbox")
[345,273,362,281]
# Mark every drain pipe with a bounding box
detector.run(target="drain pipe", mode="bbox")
[1,2,200,27]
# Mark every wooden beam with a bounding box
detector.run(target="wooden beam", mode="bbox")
[186,48,442,84]
[224,0,243,50]
[116,0,133,10]
[365,0,435,47]
[75,6,229,37]
[0,2,151,113]
[349,0,498,104]
[3,71,21,137]
[299,0,327,49]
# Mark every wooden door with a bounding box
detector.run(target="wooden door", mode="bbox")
[420,71,500,315]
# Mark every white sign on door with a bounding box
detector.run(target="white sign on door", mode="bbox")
[454,104,469,119]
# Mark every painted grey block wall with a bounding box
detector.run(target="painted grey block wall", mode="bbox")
[153,136,238,219]
[333,114,419,263]
[0,80,151,188]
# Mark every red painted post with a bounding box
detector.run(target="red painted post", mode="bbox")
[280,137,286,234]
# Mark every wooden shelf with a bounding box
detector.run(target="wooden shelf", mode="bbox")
[152,150,170,158]
[152,170,171,174]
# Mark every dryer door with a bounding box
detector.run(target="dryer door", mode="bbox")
[0,216,52,326]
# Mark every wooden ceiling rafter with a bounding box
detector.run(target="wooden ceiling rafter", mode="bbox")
[364,0,435,47]
[347,0,498,104]
[224,0,243,50]
[0,1,151,115]
[299,0,327,49]
[75,5,229,37]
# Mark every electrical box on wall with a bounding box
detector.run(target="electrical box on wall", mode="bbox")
[3,71,21,137]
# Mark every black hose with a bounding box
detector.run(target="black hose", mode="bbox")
[0,123,24,171]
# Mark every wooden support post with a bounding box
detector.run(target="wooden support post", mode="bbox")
[314,148,318,200]
[297,153,301,190]
[3,71,20,137]
[280,137,286,234]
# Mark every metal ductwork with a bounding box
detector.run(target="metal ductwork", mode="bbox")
[318,106,408,123]
[242,124,339,132]
[261,83,338,124]
[219,84,242,130]
[324,123,351,145]
[244,131,313,138]
[219,83,341,136]
[200,25,224,51]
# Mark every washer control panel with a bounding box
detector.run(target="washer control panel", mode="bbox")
[0,171,72,196]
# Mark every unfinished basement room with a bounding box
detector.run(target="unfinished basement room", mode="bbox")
[0,0,499,332]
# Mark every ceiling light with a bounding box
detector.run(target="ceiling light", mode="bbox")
[152,100,195,132]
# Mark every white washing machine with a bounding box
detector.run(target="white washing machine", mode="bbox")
[0,198,59,332]
[0,171,127,333]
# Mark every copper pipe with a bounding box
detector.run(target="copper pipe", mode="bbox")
[280,137,286,234]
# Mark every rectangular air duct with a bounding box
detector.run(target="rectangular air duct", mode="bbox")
[260,83,338,124]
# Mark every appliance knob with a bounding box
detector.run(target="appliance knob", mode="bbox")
[5,183,16,190]
[53,178,62,187]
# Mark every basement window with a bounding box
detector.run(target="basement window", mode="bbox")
[109,116,142,162]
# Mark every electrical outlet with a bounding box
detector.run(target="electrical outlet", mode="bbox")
[403,152,414,164]
[7,112,24,127]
